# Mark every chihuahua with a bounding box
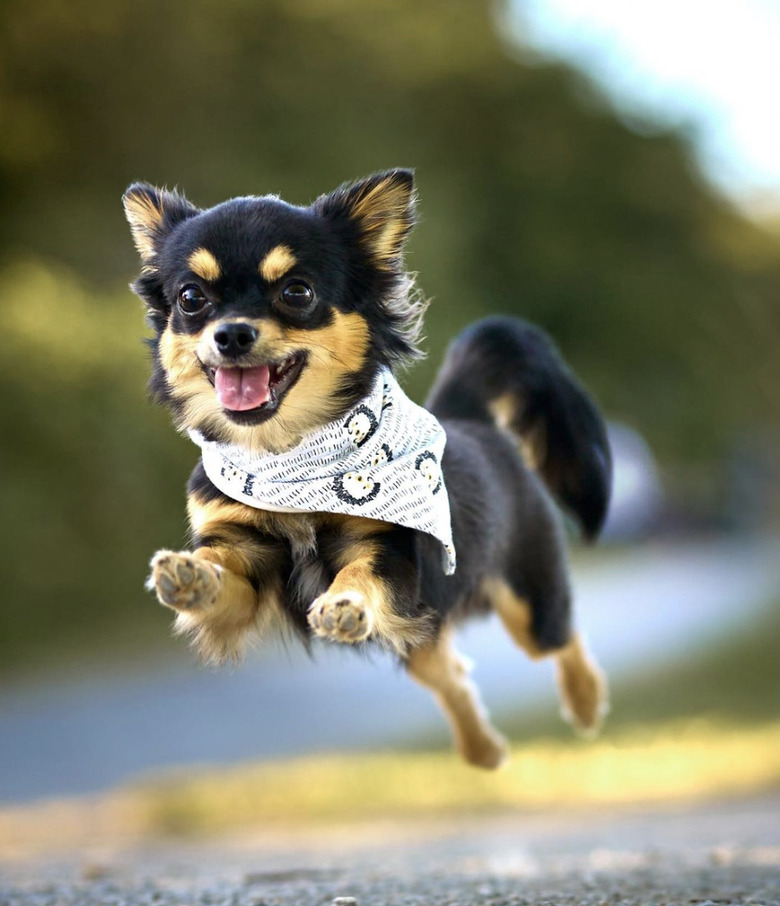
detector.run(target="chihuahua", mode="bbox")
[123,169,611,768]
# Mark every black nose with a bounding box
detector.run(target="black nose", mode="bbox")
[213,322,258,358]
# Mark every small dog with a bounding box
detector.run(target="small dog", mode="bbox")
[123,169,611,768]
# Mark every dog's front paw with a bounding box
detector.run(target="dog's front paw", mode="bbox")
[308,590,373,643]
[148,551,221,612]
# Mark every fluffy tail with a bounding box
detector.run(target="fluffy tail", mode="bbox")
[427,316,612,539]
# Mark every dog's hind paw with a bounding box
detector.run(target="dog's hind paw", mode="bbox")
[460,728,510,771]
[308,590,373,643]
[148,550,221,613]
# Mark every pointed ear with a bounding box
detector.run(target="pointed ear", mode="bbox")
[122,183,199,267]
[316,169,416,268]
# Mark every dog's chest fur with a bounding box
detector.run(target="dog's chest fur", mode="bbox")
[253,510,326,601]
[256,510,319,555]
[252,509,380,614]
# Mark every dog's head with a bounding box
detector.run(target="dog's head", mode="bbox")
[123,170,424,451]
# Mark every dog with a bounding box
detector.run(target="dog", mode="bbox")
[122,169,611,769]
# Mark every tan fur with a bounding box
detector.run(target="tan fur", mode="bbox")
[187,494,261,535]
[555,633,609,735]
[488,392,545,470]
[157,323,218,442]
[147,549,258,665]
[485,576,546,660]
[175,546,278,666]
[406,629,508,769]
[154,497,295,664]
[187,248,221,282]
[188,492,317,556]
[186,496,293,581]
[160,309,370,452]
[487,392,516,431]
[252,311,370,450]
[309,525,434,655]
[158,324,204,388]
[348,175,412,267]
[486,577,607,733]
[123,190,165,262]
[187,493,433,657]
[259,245,297,283]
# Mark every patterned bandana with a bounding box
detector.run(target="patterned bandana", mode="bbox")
[189,368,457,574]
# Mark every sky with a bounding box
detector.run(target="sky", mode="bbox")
[507,0,780,212]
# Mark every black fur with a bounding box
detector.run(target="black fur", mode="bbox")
[427,317,612,540]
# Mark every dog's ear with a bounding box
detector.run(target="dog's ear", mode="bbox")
[123,184,199,325]
[316,169,416,269]
[122,183,199,268]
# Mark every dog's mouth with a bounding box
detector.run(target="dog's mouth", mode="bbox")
[203,353,306,422]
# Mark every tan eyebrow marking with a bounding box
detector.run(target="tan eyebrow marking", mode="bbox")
[187,248,221,282]
[259,244,297,283]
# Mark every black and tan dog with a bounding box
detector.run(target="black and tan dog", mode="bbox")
[123,169,611,768]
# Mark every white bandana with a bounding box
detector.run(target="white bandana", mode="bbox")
[189,368,456,574]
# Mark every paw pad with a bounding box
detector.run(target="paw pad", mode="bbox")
[308,591,372,643]
[148,551,220,612]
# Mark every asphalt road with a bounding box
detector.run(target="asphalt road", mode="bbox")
[1,794,778,905]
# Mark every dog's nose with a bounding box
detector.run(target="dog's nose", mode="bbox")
[213,322,258,358]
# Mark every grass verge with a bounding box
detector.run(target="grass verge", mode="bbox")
[1,717,778,853]
[498,599,780,741]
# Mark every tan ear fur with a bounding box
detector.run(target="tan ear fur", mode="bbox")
[351,172,415,265]
[321,169,416,268]
[122,184,166,263]
[122,183,198,267]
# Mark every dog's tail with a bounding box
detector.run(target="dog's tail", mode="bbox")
[426,316,612,539]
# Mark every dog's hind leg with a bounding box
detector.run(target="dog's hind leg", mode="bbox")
[486,577,608,735]
[406,628,508,769]
[553,633,609,736]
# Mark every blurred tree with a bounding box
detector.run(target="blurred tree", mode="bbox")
[1,0,777,454]
[0,0,778,665]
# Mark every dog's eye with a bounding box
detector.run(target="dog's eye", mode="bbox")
[277,281,315,314]
[178,284,210,315]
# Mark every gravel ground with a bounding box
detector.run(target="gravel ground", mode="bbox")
[1,795,778,905]
[1,863,778,906]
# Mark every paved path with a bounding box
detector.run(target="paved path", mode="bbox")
[1,794,778,904]
[1,536,778,803]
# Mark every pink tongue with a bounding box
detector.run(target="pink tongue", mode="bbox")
[214,366,271,411]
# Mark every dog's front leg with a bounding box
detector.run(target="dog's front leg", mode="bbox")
[148,522,285,665]
[308,523,432,656]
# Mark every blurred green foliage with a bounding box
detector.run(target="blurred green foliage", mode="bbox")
[1,0,779,667]
[0,260,188,666]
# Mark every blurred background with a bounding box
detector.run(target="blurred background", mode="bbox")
[0,0,778,846]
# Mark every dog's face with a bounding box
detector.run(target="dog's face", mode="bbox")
[123,170,424,452]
